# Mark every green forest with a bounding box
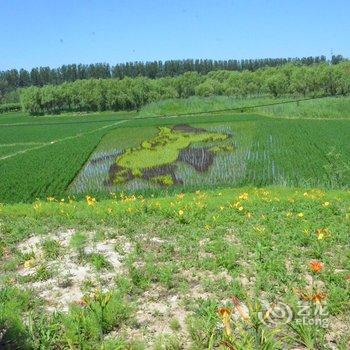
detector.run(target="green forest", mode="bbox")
[19,61,350,115]
[1,55,341,93]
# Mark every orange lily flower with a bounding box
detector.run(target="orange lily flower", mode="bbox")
[218,307,232,336]
[309,260,324,273]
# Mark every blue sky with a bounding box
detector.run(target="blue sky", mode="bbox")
[1,0,349,70]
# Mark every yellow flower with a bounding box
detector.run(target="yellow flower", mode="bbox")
[220,206,225,211]
[33,203,41,211]
[178,209,184,216]
[86,195,96,206]
[24,259,35,269]
[323,202,330,207]
[127,207,133,213]
[316,228,330,240]
[177,193,185,200]
[204,224,211,230]
[121,194,136,203]
[239,192,249,200]
[246,212,252,218]
[107,208,112,213]
[238,206,244,211]
[286,212,293,217]
[47,196,55,202]
[297,212,304,218]
[254,225,266,233]
[196,201,205,209]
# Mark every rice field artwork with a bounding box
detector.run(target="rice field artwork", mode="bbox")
[70,124,235,193]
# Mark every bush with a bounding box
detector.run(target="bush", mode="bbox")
[0,102,21,113]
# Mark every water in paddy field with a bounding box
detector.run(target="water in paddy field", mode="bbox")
[69,149,123,194]
[68,124,246,195]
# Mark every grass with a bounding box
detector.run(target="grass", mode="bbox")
[0,186,349,348]
[137,95,350,119]
[137,96,286,118]
[87,253,111,271]
[256,96,350,119]
[41,239,61,259]
[70,231,88,259]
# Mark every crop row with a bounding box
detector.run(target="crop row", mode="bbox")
[0,132,105,203]
[1,114,349,203]
[70,117,350,195]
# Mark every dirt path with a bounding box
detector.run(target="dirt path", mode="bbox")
[0,142,45,147]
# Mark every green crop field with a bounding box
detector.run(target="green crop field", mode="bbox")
[1,97,350,204]
[71,112,350,197]
[0,111,135,203]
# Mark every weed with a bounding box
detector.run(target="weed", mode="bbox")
[169,318,181,332]
[41,239,61,259]
[34,264,53,281]
[70,232,87,260]
[87,253,111,271]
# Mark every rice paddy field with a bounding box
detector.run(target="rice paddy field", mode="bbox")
[0,97,349,203]
[70,115,350,196]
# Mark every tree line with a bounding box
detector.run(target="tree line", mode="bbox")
[1,55,346,101]
[20,62,350,115]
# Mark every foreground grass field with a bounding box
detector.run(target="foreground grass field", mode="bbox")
[0,187,349,349]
